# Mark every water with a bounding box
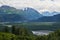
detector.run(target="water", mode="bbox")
[32,30,53,35]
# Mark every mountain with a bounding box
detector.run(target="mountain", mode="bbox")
[42,11,60,16]
[20,7,42,20]
[0,5,60,22]
[0,5,24,22]
[30,14,60,22]
[0,5,42,22]
[0,14,24,22]
[0,5,17,14]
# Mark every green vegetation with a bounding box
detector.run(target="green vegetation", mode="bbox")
[0,32,16,40]
[0,25,60,40]
[8,22,60,31]
[0,22,59,31]
[0,22,60,40]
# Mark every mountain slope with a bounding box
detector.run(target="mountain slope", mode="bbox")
[31,14,60,22]
[20,7,42,20]
[0,5,42,22]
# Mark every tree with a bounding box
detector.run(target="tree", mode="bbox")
[16,27,33,36]
[4,26,9,33]
[11,26,16,34]
[0,32,16,40]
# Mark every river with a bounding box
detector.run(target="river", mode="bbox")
[32,30,53,35]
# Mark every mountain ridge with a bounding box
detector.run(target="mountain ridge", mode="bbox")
[30,14,60,22]
[0,5,42,22]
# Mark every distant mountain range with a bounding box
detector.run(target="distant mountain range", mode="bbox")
[0,5,60,22]
[30,14,60,22]
[42,11,60,16]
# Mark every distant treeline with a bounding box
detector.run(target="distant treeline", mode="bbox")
[0,22,60,31]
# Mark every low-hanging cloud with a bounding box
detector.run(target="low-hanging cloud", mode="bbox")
[0,0,60,13]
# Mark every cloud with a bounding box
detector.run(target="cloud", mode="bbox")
[0,0,60,13]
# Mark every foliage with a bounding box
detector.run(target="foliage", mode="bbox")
[0,32,16,40]
[0,26,60,40]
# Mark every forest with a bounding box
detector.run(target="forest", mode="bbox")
[0,25,60,40]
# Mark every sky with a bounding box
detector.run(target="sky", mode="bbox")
[0,0,60,13]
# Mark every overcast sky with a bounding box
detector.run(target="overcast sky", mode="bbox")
[0,0,60,13]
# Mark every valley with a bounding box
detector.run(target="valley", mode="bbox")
[0,22,60,31]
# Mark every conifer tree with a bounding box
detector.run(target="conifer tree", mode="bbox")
[11,25,16,34]
[4,26,9,33]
